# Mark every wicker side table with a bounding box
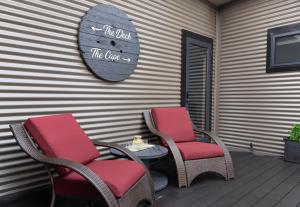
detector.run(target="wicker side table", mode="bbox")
[111,144,168,192]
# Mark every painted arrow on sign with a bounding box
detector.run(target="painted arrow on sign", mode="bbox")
[91,26,102,31]
[122,58,131,63]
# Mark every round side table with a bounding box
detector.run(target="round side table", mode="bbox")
[111,144,168,192]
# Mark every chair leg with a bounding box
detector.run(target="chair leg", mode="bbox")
[225,159,234,180]
[185,157,228,186]
[50,188,56,207]
[45,166,56,207]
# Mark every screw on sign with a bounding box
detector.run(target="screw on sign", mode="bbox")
[78,4,140,81]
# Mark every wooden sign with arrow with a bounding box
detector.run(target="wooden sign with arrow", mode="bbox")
[78,4,140,81]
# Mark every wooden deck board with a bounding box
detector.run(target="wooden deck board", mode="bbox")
[154,152,300,207]
[4,151,300,207]
[275,182,300,207]
[151,152,265,207]
[251,166,300,207]
[186,156,280,207]
[208,161,291,207]
[232,164,300,207]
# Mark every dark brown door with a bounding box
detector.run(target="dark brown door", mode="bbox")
[181,30,213,132]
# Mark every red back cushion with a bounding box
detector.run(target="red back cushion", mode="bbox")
[151,107,196,143]
[24,113,100,175]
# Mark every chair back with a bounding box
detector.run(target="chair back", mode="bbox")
[151,107,196,143]
[24,113,100,175]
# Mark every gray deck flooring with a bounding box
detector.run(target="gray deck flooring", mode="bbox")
[4,151,300,207]
[153,151,300,207]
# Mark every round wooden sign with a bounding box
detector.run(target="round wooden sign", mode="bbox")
[78,4,140,81]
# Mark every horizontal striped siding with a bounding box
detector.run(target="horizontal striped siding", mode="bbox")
[0,0,216,197]
[219,0,300,154]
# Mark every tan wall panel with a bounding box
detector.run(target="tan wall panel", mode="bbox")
[0,0,216,197]
[219,0,300,155]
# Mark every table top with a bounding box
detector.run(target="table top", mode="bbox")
[111,144,168,160]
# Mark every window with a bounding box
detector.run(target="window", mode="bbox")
[266,22,300,73]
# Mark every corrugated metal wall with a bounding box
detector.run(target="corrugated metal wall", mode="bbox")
[0,0,216,197]
[219,0,300,155]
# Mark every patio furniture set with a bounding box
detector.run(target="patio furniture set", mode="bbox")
[10,107,234,207]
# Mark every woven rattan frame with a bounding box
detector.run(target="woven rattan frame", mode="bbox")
[10,124,154,207]
[143,110,234,188]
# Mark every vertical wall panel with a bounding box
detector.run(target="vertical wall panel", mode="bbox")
[0,0,216,197]
[219,0,300,155]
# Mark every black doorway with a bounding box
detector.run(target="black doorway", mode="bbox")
[181,30,213,131]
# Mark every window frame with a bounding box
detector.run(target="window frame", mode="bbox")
[266,22,300,73]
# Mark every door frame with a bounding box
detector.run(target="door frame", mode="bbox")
[181,30,213,130]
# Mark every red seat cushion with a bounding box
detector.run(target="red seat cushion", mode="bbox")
[24,113,100,175]
[151,107,196,143]
[176,142,224,160]
[54,160,145,198]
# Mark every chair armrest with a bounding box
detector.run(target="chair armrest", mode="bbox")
[153,132,185,165]
[143,110,188,187]
[148,131,188,187]
[193,127,214,139]
[10,124,119,207]
[93,140,155,196]
[193,126,227,149]
[92,140,143,165]
[38,156,119,207]
[193,126,234,178]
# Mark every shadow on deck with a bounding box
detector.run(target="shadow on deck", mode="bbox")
[5,151,300,207]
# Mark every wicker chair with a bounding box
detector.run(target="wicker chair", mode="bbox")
[143,107,234,188]
[10,113,154,207]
